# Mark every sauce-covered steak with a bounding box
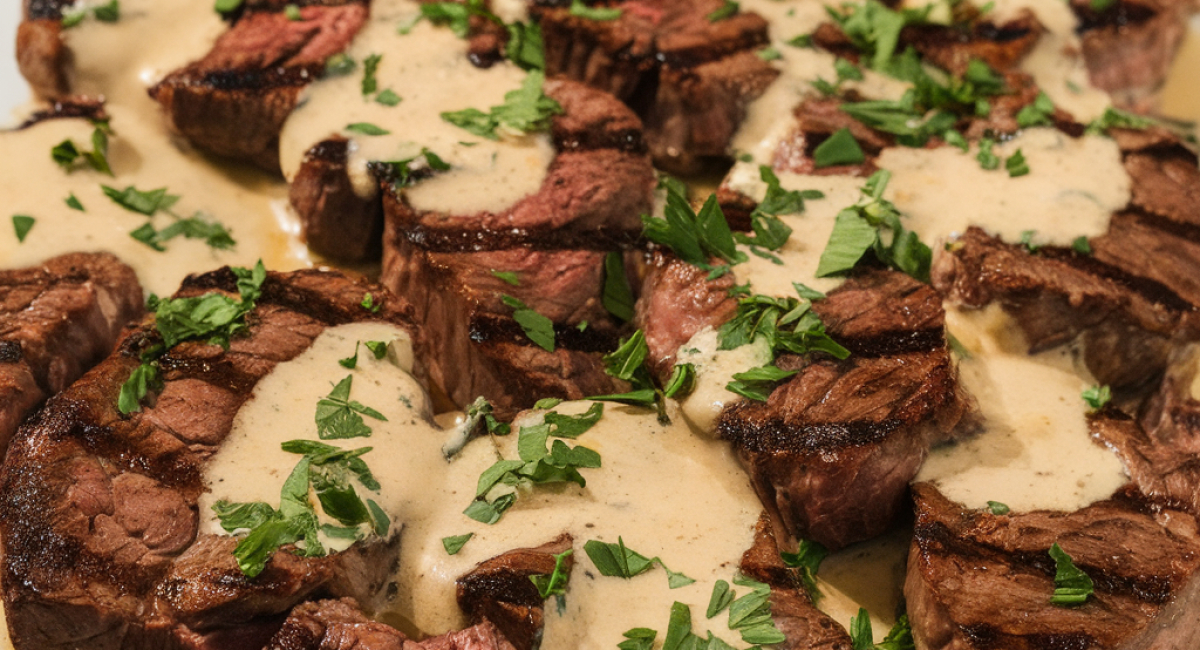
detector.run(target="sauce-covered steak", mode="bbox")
[0,267,418,649]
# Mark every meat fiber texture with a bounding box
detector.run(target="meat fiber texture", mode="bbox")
[906,482,1200,649]
[535,0,779,173]
[0,267,419,650]
[638,253,974,550]
[0,252,143,452]
[379,79,656,420]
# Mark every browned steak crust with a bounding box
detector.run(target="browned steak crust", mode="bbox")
[266,598,518,650]
[906,482,1200,649]
[0,252,143,452]
[149,3,368,173]
[0,267,418,649]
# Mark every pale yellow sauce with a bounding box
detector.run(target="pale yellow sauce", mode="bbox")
[279,0,554,215]
[917,305,1129,511]
[203,333,762,648]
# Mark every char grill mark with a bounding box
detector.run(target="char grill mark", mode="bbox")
[379,80,653,419]
[1093,344,1200,516]
[712,271,972,550]
[0,268,418,650]
[456,534,572,650]
[0,253,144,453]
[534,0,778,172]
[905,482,1200,649]
[934,226,1199,391]
[266,598,520,650]
[148,3,368,174]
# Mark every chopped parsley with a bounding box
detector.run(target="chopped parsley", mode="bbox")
[441,70,563,140]
[372,147,451,187]
[602,252,635,322]
[490,269,520,286]
[987,501,1010,515]
[570,0,622,20]
[52,128,112,175]
[663,363,696,399]
[642,187,746,275]
[1005,148,1030,177]
[324,53,356,77]
[361,292,382,312]
[813,127,866,168]
[464,407,603,524]
[825,0,931,70]
[725,575,786,645]
[726,364,797,402]
[1072,236,1093,255]
[418,0,545,70]
[442,533,473,555]
[707,0,739,22]
[284,3,301,20]
[733,166,823,255]
[315,375,388,440]
[345,122,391,136]
[719,284,848,358]
[1048,543,1094,606]
[815,170,932,282]
[375,89,402,106]
[214,439,388,577]
[1085,106,1157,135]
[757,46,781,61]
[65,193,85,211]
[848,610,916,650]
[502,295,556,352]
[781,539,829,603]
[361,53,382,96]
[584,537,694,588]
[1016,91,1055,129]
[118,262,267,414]
[102,185,179,215]
[129,215,235,252]
[214,0,243,13]
[63,0,119,26]
[1082,384,1112,410]
[11,215,35,243]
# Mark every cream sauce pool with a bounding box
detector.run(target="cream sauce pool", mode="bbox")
[279,0,555,216]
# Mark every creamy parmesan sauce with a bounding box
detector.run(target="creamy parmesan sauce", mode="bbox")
[917,305,1129,511]
[202,326,763,648]
[0,0,310,295]
[279,0,554,215]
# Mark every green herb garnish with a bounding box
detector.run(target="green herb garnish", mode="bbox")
[1006,148,1030,177]
[11,215,35,243]
[52,128,112,175]
[442,70,562,140]
[814,127,866,168]
[345,122,391,136]
[1048,543,1094,606]
[815,170,931,281]
[602,251,635,322]
[1082,384,1111,410]
[442,533,473,555]
[987,501,1010,515]
[781,539,828,603]
[315,375,388,440]
[1016,91,1055,128]
[570,0,622,20]
[502,295,556,352]
[707,0,739,21]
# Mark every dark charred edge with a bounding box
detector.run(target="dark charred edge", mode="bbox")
[1072,0,1157,32]
[1034,243,1196,313]
[915,495,1185,606]
[467,313,621,354]
[14,99,108,130]
[715,187,756,233]
[158,64,324,94]
[25,0,71,20]
[654,15,772,69]
[399,223,645,253]
[957,625,1096,649]
[0,342,22,363]
[1119,207,1200,258]
[456,573,544,611]
[720,413,902,454]
[552,126,648,155]
[833,329,945,357]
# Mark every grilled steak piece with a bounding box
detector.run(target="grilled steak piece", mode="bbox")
[739,514,854,650]
[906,482,1200,649]
[380,80,652,417]
[535,0,778,172]
[635,251,738,379]
[0,267,418,650]
[302,78,652,261]
[1092,344,1200,515]
[266,598,517,650]
[16,0,74,99]
[719,270,973,550]
[149,3,368,173]
[0,252,143,452]
[1073,0,1190,111]
[457,534,572,650]
[933,226,1199,390]
[1089,131,1200,307]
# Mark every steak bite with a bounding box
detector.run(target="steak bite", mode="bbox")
[0,267,418,649]
[1072,0,1191,111]
[719,271,973,550]
[933,226,1199,391]
[380,80,654,418]
[535,0,779,172]
[905,482,1200,649]
[149,2,369,173]
[0,252,143,451]
[15,0,74,99]
[266,598,518,650]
